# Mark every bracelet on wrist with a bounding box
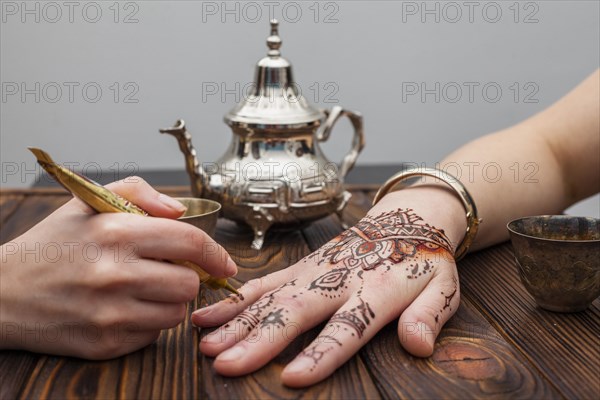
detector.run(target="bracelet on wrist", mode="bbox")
[372,167,482,261]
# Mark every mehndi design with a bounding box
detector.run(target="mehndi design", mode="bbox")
[297,209,454,370]
[224,209,455,371]
[316,208,453,271]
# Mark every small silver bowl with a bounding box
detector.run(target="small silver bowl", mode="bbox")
[507,215,600,312]
[175,198,221,237]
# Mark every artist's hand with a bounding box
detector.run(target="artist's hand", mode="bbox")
[193,193,462,387]
[0,177,237,359]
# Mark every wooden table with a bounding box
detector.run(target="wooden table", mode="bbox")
[1,187,598,399]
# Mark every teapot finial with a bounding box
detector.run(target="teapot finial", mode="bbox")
[266,19,281,57]
[225,19,323,128]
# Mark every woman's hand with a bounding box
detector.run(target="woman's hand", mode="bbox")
[193,202,461,387]
[0,177,237,359]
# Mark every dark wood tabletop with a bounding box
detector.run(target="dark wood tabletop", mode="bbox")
[1,186,598,399]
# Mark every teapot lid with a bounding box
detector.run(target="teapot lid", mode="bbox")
[224,20,323,129]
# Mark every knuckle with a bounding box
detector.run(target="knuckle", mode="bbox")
[157,304,186,329]
[92,308,125,330]
[188,228,206,245]
[418,304,441,321]
[185,229,211,253]
[371,270,393,287]
[440,282,460,299]
[243,277,267,294]
[122,175,147,187]
[82,341,120,360]
[180,272,200,301]
[92,265,131,292]
[167,304,187,328]
[274,293,305,311]
[92,215,130,244]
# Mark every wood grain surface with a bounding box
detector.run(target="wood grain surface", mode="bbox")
[460,248,600,399]
[1,187,598,399]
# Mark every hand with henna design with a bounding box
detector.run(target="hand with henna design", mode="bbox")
[193,71,600,387]
[192,187,466,387]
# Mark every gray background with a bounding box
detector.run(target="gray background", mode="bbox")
[1,0,598,215]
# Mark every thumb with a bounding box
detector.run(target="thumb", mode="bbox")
[397,265,460,357]
[105,176,186,218]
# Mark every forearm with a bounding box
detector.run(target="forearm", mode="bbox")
[441,69,599,249]
[371,124,568,255]
[374,70,599,254]
[440,124,568,250]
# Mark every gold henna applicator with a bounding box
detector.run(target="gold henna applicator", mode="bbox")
[28,147,239,295]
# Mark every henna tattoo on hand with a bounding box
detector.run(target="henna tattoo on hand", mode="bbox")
[292,209,456,371]
[442,276,459,311]
[308,268,351,298]
[316,209,452,275]
[299,289,376,371]
[260,308,288,329]
[442,288,457,311]
[220,209,455,372]
[435,276,459,324]
[328,295,375,339]
[232,279,298,332]
[301,344,336,372]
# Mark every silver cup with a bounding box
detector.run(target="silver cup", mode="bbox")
[175,198,221,237]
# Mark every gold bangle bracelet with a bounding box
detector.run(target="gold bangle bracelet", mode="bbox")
[372,167,481,261]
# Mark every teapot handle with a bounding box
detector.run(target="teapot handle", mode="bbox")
[317,106,365,179]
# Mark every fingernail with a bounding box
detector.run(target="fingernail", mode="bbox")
[283,356,313,374]
[159,193,187,213]
[217,346,245,362]
[192,307,213,318]
[226,258,238,277]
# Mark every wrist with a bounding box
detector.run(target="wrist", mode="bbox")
[369,185,467,255]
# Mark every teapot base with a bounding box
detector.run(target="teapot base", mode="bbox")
[223,191,351,250]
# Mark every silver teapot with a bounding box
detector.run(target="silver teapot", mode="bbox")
[160,20,365,250]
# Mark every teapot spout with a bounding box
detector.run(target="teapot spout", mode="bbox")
[160,120,205,198]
